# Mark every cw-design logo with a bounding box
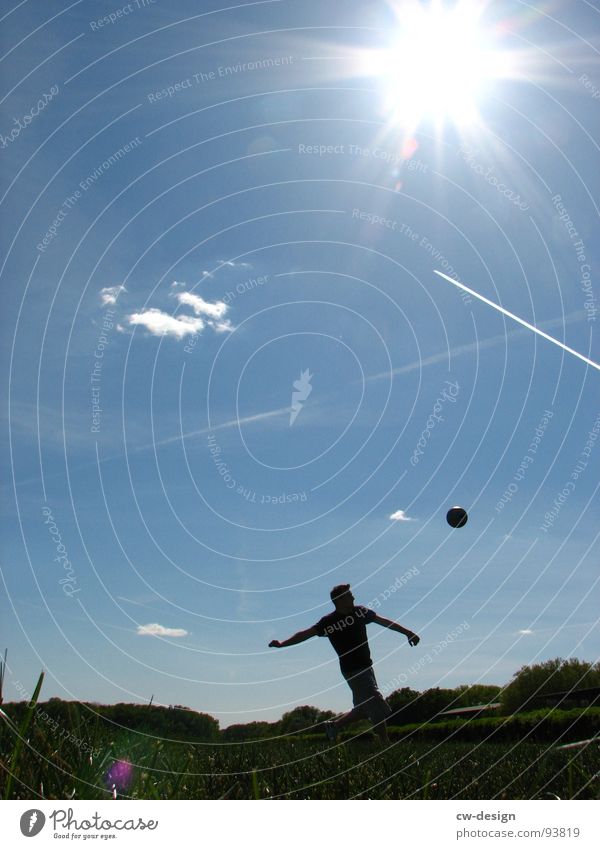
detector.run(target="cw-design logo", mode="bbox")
[20,810,46,837]
[290,369,313,426]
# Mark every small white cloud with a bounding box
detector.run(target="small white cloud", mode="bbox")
[128,309,204,339]
[170,281,186,289]
[100,285,126,306]
[137,623,188,637]
[217,260,250,268]
[389,509,415,522]
[176,291,228,319]
[518,629,533,635]
[208,319,235,333]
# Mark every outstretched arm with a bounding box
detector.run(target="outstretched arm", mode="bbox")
[372,614,420,646]
[269,625,319,648]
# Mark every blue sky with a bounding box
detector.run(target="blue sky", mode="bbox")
[1,0,599,726]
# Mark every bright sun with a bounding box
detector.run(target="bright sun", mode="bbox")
[366,1,510,129]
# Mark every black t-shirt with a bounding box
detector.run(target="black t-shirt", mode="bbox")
[314,605,377,677]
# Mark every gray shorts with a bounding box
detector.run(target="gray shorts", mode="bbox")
[344,667,392,724]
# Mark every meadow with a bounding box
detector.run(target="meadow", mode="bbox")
[2,731,599,800]
[1,673,598,800]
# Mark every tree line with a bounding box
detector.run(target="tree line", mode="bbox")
[4,657,599,742]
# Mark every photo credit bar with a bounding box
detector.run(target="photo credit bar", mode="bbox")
[1,801,598,847]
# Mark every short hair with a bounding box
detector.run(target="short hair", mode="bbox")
[330,583,351,603]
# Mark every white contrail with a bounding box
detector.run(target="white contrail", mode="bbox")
[433,270,600,373]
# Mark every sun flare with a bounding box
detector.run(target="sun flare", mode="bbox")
[365,1,511,130]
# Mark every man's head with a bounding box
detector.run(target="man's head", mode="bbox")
[330,583,355,612]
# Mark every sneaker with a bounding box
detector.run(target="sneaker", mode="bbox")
[324,721,338,742]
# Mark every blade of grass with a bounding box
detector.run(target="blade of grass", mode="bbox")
[4,670,44,799]
[135,741,164,800]
[0,649,7,705]
[219,781,240,799]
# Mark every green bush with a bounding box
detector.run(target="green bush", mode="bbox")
[387,706,600,744]
[3,699,220,742]
[388,685,502,725]
[501,658,600,714]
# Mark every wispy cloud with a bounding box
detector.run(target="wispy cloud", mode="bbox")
[175,291,228,319]
[172,261,250,282]
[217,260,250,268]
[100,285,126,306]
[149,405,292,452]
[195,261,250,279]
[367,311,586,382]
[211,319,235,333]
[117,595,164,611]
[137,623,188,637]
[389,509,416,522]
[127,309,204,339]
[8,404,296,490]
[518,629,534,635]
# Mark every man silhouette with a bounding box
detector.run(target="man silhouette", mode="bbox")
[269,583,420,743]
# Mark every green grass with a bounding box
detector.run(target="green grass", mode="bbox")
[1,674,598,800]
[1,716,599,800]
[1,671,44,800]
